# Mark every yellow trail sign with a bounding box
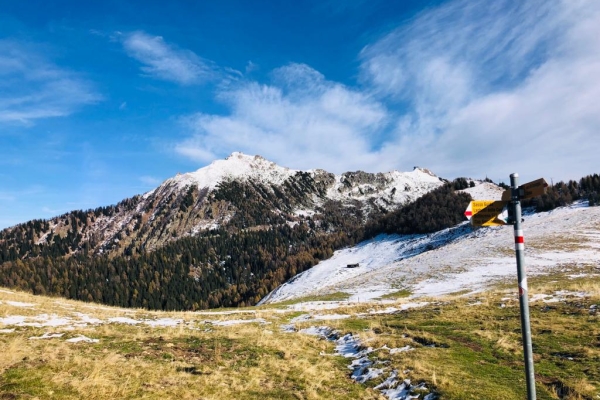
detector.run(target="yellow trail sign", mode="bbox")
[465,200,508,226]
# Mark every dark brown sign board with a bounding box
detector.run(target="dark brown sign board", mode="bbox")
[501,178,548,201]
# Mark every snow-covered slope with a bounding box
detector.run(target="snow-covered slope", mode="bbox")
[165,152,298,191]
[164,152,444,207]
[459,181,505,200]
[260,202,600,304]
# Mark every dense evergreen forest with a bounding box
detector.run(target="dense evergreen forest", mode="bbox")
[1,173,599,310]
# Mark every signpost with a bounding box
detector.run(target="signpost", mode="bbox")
[509,173,537,400]
[466,175,548,400]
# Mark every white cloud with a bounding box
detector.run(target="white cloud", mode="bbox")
[122,31,219,85]
[175,63,388,172]
[0,40,101,125]
[175,0,600,182]
[360,0,600,181]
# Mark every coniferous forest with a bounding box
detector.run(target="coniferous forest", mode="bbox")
[1,174,599,310]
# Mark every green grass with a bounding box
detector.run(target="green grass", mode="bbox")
[273,291,351,306]
[379,288,412,299]
[366,291,600,399]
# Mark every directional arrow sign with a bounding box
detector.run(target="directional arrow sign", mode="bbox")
[466,200,509,226]
[501,178,548,201]
[520,178,548,199]
[464,202,473,220]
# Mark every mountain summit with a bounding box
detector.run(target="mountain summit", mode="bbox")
[166,152,297,192]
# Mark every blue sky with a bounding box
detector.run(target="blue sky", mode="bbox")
[1,0,599,229]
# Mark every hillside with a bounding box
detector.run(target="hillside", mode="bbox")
[2,153,596,312]
[0,153,455,310]
[261,200,600,305]
[0,153,443,260]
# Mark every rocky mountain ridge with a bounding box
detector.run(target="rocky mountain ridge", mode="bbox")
[0,152,444,261]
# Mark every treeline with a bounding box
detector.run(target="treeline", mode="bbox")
[0,224,356,310]
[524,173,600,211]
[364,182,472,238]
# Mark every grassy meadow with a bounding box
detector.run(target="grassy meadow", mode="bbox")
[0,273,598,399]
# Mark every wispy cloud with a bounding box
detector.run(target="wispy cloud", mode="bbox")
[359,0,600,181]
[0,40,101,125]
[175,63,388,172]
[122,31,220,85]
[175,0,600,181]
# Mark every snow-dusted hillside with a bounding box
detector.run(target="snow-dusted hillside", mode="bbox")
[3,152,445,258]
[260,202,600,304]
[163,152,444,208]
[165,152,298,192]
[459,181,505,200]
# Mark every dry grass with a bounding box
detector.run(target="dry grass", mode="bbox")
[1,288,380,399]
[2,276,599,399]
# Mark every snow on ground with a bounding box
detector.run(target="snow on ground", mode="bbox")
[66,335,100,343]
[299,325,437,399]
[324,167,443,206]
[5,301,36,307]
[167,152,297,191]
[205,318,268,326]
[262,203,600,304]
[459,181,505,200]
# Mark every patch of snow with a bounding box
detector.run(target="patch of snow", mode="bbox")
[280,324,296,333]
[389,346,414,354]
[66,335,99,343]
[72,313,103,325]
[5,301,36,307]
[167,152,297,191]
[459,182,505,200]
[312,314,351,320]
[354,367,385,383]
[298,326,337,338]
[293,209,316,218]
[195,309,257,315]
[29,332,64,340]
[303,326,434,400]
[144,318,183,327]
[290,314,312,323]
[107,317,140,325]
[285,301,353,311]
[0,316,27,325]
[205,318,268,326]
[0,328,15,333]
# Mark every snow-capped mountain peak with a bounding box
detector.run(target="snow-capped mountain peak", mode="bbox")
[167,152,297,190]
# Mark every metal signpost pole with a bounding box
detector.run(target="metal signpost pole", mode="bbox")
[510,173,536,400]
